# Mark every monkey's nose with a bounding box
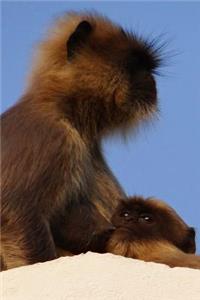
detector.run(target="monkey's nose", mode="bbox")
[102,225,116,235]
[108,225,116,232]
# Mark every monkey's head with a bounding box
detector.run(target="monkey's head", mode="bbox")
[111,196,196,254]
[29,12,163,138]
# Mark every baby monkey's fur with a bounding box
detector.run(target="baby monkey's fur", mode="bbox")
[1,12,161,270]
[107,197,200,269]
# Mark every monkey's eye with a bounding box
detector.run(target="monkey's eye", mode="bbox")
[138,213,153,223]
[121,211,130,218]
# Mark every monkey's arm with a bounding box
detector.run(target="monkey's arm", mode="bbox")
[1,100,93,213]
[132,241,200,269]
[107,236,200,269]
[52,143,126,254]
[90,143,126,221]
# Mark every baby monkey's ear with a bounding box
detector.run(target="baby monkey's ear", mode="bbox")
[182,227,196,254]
[67,20,92,59]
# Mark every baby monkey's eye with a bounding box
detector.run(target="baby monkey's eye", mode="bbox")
[121,211,130,218]
[138,213,153,223]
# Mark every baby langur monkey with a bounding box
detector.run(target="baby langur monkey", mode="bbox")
[107,196,200,269]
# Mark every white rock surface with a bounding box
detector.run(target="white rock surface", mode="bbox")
[1,252,200,300]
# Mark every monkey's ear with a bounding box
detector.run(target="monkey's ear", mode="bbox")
[67,20,92,59]
[182,227,196,254]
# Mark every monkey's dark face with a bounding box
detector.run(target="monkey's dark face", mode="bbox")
[65,17,161,134]
[32,13,163,137]
[112,197,196,254]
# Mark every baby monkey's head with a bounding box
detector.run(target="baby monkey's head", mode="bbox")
[112,196,196,254]
[30,12,164,137]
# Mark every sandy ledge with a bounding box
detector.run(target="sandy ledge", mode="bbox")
[1,252,200,300]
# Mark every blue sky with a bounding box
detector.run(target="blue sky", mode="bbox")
[2,1,200,252]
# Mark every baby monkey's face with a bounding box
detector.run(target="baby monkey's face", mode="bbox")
[112,196,196,254]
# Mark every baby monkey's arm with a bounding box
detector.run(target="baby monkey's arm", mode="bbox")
[107,234,200,269]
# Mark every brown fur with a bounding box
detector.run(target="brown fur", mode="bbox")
[107,196,200,269]
[1,12,160,270]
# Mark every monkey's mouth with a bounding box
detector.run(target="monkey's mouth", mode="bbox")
[130,75,158,108]
[113,223,134,230]
[132,89,157,108]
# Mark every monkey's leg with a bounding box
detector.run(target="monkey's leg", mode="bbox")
[51,200,114,254]
[1,213,57,270]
